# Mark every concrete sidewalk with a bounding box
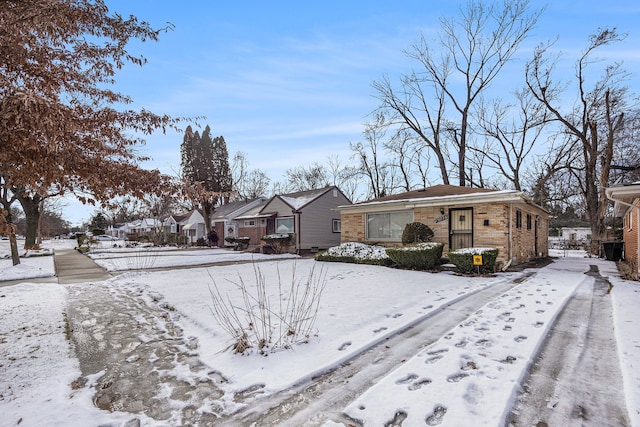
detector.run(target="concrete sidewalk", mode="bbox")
[54,249,112,284]
[0,248,110,287]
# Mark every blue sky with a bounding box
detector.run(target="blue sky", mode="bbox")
[63,0,640,225]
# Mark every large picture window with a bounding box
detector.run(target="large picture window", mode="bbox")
[366,211,413,240]
[276,217,294,234]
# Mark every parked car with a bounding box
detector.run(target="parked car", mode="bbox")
[94,235,117,241]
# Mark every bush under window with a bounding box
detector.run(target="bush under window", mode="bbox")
[386,242,444,270]
[447,247,499,274]
[401,222,434,244]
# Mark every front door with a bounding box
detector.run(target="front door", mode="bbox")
[449,208,473,250]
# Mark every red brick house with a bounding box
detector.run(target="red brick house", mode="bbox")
[606,182,640,273]
[338,185,549,268]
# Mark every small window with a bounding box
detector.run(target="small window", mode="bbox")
[243,220,256,227]
[516,210,522,229]
[629,210,634,231]
[526,214,532,230]
[332,219,341,233]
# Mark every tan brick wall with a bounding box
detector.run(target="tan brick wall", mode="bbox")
[340,212,365,243]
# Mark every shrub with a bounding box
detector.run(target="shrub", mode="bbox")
[225,236,250,250]
[402,222,434,245]
[261,233,293,254]
[386,242,444,270]
[208,262,328,354]
[315,242,392,266]
[447,247,499,274]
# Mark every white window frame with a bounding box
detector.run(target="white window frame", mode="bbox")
[332,219,341,233]
[366,211,413,241]
[243,220,256,227]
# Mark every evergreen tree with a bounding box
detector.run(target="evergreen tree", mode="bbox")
[180,125,232,233]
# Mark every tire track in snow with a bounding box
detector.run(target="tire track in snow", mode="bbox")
[505,265,631,427]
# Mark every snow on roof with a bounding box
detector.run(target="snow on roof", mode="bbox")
[278,187,332,210]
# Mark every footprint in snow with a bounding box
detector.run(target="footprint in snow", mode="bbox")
[392,313,403,318]
[338,342,352,351]
[425,405,447,426]
[536,309,545,313]
[384,410,408,427]
[533,321,544,328]
[395,373,418,385]
[425,354,443,364]
[447,372,469,382]
[503,325,512,331]
[454,339,468,348]
[408,378,432,391]
[373,327,388,334]
[514,335,528,342]
[463,382,483,406]
[426,348,449,356]
[422,305,433,310]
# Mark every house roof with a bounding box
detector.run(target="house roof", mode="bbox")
[276,186,338,211]
[210,198,266,221]
[368,185,497,203]
[340,184,548,215]
[235,200,273,220]
[605,182,640,217]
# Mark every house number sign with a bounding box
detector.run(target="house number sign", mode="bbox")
[434,214,448,223]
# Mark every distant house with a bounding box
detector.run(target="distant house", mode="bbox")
[606,182,640,272]
[163,213,188,235]
[338,184,549,267]
[548,227,591,249]
[210,198,268,246]
[180,210,206,244]
[236,186,352,253]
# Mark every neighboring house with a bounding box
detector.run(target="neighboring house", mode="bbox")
[548,227,591,249]
[236,186,352,252]
[338,184,549,267]
[163,213,188,235]
[180,210,206,244]
[606,182,640,272]
[106,223,126,239]
[210,198,267,246]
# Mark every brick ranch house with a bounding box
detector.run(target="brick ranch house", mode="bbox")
[606,182,640,273]
[338,185,549,268]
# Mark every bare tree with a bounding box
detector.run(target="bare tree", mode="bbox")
[472,87,551,190]
[279,163,329,193]
[231,151,270,201]
[350,116,398,199]
[375,0,542,187]
[526,28,630,252]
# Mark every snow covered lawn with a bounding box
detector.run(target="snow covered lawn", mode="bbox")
[1,245,639,426]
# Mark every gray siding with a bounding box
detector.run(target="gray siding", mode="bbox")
[299,188,350,250]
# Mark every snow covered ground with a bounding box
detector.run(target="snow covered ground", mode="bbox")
[1,242,639,426]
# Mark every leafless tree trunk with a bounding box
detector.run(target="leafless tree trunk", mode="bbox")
[526,28,628,253]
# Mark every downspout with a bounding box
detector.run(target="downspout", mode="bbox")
[509,204,513,261]
[605,192,640,273]
[500,198,526,271]
[293,210,301,254]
